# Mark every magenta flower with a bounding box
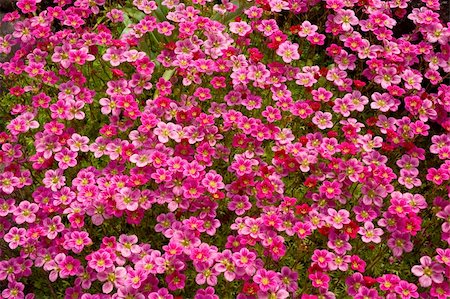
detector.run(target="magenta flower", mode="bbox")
[394,280,419,299]
[59,255,82,278]
[388,232,414,257]
[426,167,449,185]
[201,170,225,194]
[86,249,115,272]
[311,249,333,269]
[166,271,186,291]
[1,280,24,299]
[309,271,330,289]
[253,269,279,292]
[233,248,257,276]
[327,231,352,255]
[126,268,148,289]
[63,231,92,254]
[388,194,413,218]
[228,195,252,216]
[430,283,450,299]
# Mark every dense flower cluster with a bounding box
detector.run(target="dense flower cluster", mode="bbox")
[0,0,449,298]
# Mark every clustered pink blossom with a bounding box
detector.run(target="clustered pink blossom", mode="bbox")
[0,0,449,298]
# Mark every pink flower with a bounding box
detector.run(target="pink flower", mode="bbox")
[117,234,141,258]
[115,187,140,211]
[229,21,252,36]
[402,69,423,90]
[59,255,82,278]
[311,249,333,269]
[148,288,173,299]
[377,274,400,292]
[97,266,127,293]
[326,208,350,229]
[126,268,148,289]
[107,9,124,23]
[69,47,95,65]
[43,216,65,239]
[86,249,115,272]
[253,269,279,292]
[0,172,19,194]
[257,19,279,36]
[233,248,257,276]
[201,170,225,193]
[374,67,401,89]
[228,195,252,216]
[358,222,383,243]
[276,41,300,63]
[43,169,66,191]
[154,122,179,143]
[312,111,333,130]
[262,106,282,123]
[319,181,342,200]
[1,280,24,299]
[13,201,38,224]
[411,256,445,287]
[4,227,27,249]
[63,231,92,254]
[394,280,419,299]
[102,46,126,66]
[370,92,398,112]
[426,168,449,185]
[309,271,330,289]
[293,221,312,239]
[54,148,78,169]
[388,232,413,257]
[229,155,258,176]
[298,20,318,37]
[334,9,358,31]
[195,263,219,286]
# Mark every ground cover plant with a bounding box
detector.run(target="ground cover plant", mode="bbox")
[0,0,449,298]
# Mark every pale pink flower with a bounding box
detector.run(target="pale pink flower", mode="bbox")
[276,41,300,63]
[229,21,251,36]
[358,222,383,243]
[411,256,445,287]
